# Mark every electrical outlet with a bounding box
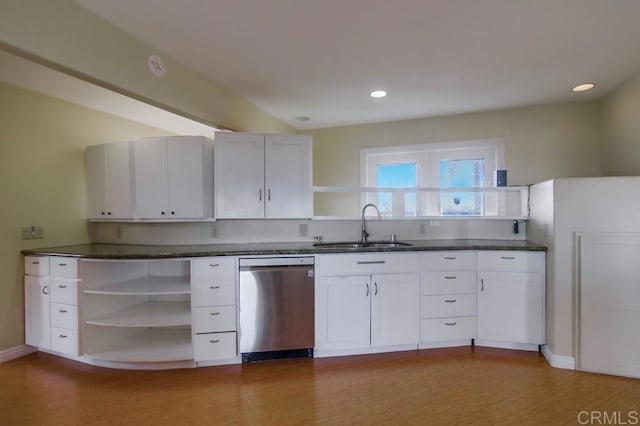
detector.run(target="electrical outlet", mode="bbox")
[299,223,308,237]
[21,225,44,240]
[419,223,427,235]
[211,224,217,238]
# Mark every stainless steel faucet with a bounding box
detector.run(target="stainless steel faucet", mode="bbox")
[361,203,382,244]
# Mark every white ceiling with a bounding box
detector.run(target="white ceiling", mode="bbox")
[0,50,217,137]
[67,0,640,130]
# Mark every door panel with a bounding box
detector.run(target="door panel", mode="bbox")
[371,273,419,347]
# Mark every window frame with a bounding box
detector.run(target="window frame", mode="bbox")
[360,138,505,217]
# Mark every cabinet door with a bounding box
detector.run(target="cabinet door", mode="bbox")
[315,275,370,351]
[85,144,108,219]
[105,141,134,218]
[371,273,420,347]
[133,137,169,218]
[167,137,205,218]
[215,132,265,218]
[477,272,544,344]
[24,276,51,350]
[264,134,312,218]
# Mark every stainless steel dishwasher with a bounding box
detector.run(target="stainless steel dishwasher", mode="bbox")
[239,257,314,362]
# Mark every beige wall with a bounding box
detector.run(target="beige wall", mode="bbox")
[600,70,640,175]
[0,82,177,351]
[0,0,293,134]
[309,101,602,214]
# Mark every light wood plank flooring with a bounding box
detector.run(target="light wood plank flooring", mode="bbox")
[2,347,639,425]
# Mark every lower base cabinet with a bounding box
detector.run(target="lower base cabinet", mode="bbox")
[315,253,420,354]
[193,332,237,362]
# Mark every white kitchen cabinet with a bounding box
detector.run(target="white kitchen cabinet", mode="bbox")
[24,275,50,350]
[85,141,134,219]
[215,132,312,219]
[476,251,545,348]
[133,136,214,219]
[315,253,420,355]
[420,251,477,347]
[191,257,239,364]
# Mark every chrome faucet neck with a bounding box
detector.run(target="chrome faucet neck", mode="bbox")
[361,203,381,244]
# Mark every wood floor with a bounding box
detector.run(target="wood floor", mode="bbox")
[1,347,639,425]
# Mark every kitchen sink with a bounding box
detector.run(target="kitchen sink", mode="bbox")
[313,241,412,249]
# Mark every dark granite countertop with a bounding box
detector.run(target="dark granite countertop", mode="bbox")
[21,239,546,259]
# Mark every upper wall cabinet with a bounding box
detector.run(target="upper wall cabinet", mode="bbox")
[214,132,312,219]
[133,136,214,219]
[85,141,135,219]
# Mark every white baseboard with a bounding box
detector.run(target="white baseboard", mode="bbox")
[541,345,575,370]
[0,345,37,363]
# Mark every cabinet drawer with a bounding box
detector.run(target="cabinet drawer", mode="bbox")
[421,317,476,342]
[51,327,79,356]
[25,256,49,276]
[51,303,78,330]
[477,251,544,272]
[193,332,237,361]
[50,279,78,305]
[316,253,419,275]
[50,257,78,279]
[192,279,236,307]
[422,294,476,318]
[193,306,236,333]
[422,271,476,295]
[422,252,476,271]
[192,257,236,279]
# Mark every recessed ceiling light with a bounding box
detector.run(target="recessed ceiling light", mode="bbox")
[572,83,595,92]
[295,116,310,122]
[370,90,387,98]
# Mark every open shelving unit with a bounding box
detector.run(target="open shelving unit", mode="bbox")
[80,259,193,365]
[312,185,530,220]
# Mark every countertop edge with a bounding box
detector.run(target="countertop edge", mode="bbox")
[21,240,547,259]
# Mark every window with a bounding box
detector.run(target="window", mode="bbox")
[361,139,504,217]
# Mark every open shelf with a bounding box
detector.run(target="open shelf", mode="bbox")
[313,185,530,193]
[84,276,191,296]
[312,215,528,221]
[84,329,193,362]
[85,301,191,327]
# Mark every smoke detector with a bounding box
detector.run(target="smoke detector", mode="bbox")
[147,55,166,78]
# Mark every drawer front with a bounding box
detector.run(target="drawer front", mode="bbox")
[51,327,79,356]
[50,257,78,279]
[316,253,420,275]
[50,279,78,305]
[193,306,237,333]
[422,271,476,295]
[193,332,237,362]
[422,252,476,271]
[477,251,544,272]
[51,303,79,330]
[192,257,236,279]
[422,294,476,318]
[192,279,236,307]
[25,256,50,276]
[421,317,476,342]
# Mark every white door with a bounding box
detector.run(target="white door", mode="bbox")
[477,272,543,344]
[133,137,169,218]
[24,276,50,350]
[315,275,371,351]
[371,273,420,347]
[105,141,134,218]
[264,135,312,218]
[167,137,204,218]
[215,133,265,218]
[85,144,107,219]
[579,234,640,378]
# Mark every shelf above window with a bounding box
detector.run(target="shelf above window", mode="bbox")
[313,185,530,193]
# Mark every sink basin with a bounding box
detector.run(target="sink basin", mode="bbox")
[314,241,412,249]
